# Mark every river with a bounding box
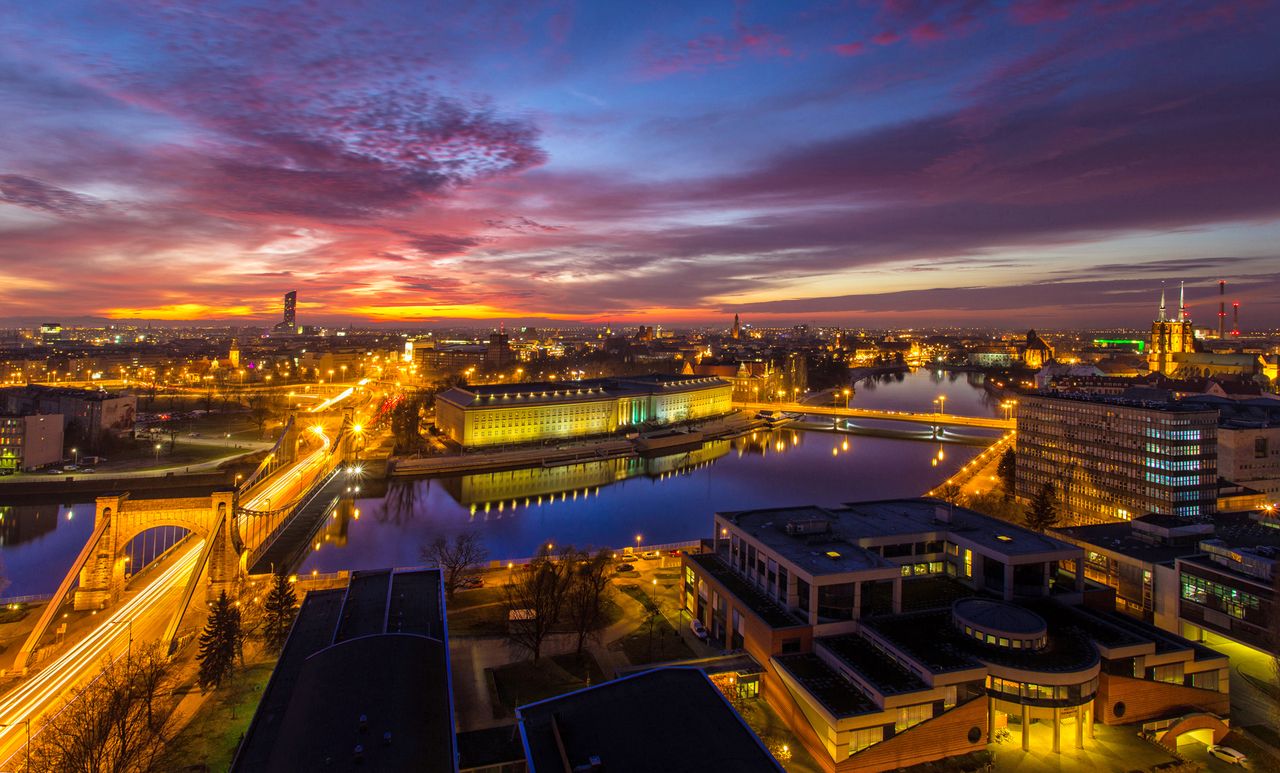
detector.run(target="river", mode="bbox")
[1,368,1003,595]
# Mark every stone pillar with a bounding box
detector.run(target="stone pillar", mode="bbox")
[1086,702,1094,739]
[852,581,863,620]
[808,583,819,626]
[1052,706,1061,753]
[206,492,240,601]
[987,698,996,743]
[74,495,127,610]
[1021,703,1029,752]
[892,578,903,613]
[1003,563,1015,601]
[1075,705,1085,749]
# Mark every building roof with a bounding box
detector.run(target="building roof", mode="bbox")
[233,568,454,773]
[816,634,928,695]
[517,667,781,773]
[719,499,1078,575]
[687,552,806,628]
[773,654,881,717]
[437,374,729,408]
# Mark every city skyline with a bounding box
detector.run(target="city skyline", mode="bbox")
[3,1,1279,327]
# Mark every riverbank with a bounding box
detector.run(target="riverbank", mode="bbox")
[390,412,762,478]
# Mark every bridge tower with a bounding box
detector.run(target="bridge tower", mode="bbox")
[73,490,240,610]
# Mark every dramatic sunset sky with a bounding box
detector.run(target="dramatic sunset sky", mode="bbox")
[2,0,1278,327]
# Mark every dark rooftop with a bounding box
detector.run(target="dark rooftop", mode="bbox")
[233,569,454,773]
[773,654,880,717]
[816,634,928,695]
[518,668,781,773]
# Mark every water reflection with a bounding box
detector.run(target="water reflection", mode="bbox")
[299,426,983,574]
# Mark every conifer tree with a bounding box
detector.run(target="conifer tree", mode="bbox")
[1024,482,1059,532]
[262,573,298,652]
[197,591,243,690]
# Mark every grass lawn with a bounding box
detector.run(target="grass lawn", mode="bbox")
[614,615,695,665]
[448,603,508,636]
[165,660,275,771]
[446,585,506,610]
[490,654,604,716]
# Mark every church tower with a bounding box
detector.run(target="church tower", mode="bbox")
[1149,282,1195,375]
[228,338,241,368]
[732,313,741,340]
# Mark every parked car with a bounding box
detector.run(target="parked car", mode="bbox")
[79,467,96,474]
[614,563,635,573]
[45,467,64,475]
[689,619,709,640]
[640,550,661,560]
[1208,746,1247,766]
[458,575,483,589]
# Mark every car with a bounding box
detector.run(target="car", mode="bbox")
[614,563,634,573]
[46,467,64,475]
[458,575,483,589]
[689,619,709,640]
[79,467,96,474]
[1208,746,1247,766]
[640,550,661,560]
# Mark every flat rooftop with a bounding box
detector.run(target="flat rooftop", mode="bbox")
[816,634,927,695]
[720,499,1078,571]
[773,654,880,717]
[518,668,780,773]
[437,374,729,408]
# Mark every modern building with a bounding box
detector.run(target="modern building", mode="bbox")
[0,414,63,472]
[485,332,514,370]
[434,374,732,448]
[1058,510,1280,654]
[1016,393,1219,524]
[273,290,298,334]
[0,385,136,450]
[516,668,781,773]
[233,568,456,772]
[683,499,1231,772]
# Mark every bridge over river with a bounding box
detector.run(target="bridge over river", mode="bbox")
[732,401,1014,430]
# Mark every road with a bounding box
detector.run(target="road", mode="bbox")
[732,400,1013,430]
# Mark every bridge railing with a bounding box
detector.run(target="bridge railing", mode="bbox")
[238,415,295,497]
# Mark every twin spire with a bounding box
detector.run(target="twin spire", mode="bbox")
[1157,281,1188,322]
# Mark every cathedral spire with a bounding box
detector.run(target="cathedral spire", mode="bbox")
[1158,284,1166,322]
[1178,281,1186,320]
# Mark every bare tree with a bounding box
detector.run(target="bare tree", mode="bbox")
[26,644,176,773]
[564,549,615,657]
[504,545,577,662]
[421,532,489,600]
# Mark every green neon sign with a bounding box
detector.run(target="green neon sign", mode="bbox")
[1093,339,1145,352]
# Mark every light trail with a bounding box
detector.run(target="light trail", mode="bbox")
[0,427,337,767]
[308,386,353,413]
[0,545,203,766]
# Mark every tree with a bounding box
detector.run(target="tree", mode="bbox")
[261,573,298,652]
[997,448,1017,501]
[197,591,244,691]
[504,545,576,662]
[935,483,964,505]
[26,644,175,773]
[1024,482,1059,532]
[564,549,615,658]
[421,532,489,600]
[390,390,427,453]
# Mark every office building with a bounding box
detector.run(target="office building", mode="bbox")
[683,499,1230,772]
[0,414,63,472]
[283,290,296,329]
[1016,394,1219,524]
[233,568,456,772]
[434,374,732,448]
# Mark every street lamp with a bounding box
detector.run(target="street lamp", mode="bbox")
[153,443,162,464]
[842,387,851,408]
[934,395,946,414]
[0,717,30,771]
[635,534,642,554]
[71,447,78,465]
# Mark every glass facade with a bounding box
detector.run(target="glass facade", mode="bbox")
[1016,395,1218,524]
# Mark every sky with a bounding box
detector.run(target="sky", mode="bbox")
[1,0,1278,329]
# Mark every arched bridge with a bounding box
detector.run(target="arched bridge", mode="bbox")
[14,415,358,671]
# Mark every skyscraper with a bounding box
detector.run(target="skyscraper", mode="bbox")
[283,290,297,330]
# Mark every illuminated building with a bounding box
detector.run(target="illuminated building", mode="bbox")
[0,414,63,472]
[1016,394,1218,524]
[39,322,62,343]
[1022,330,1054,368]
[282,290,296,329]
[434,374,732,448]
[682,499,1228,771]
[1147,283,1262,378]
[0,385,136,450]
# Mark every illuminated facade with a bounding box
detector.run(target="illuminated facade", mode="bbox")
[682,499,1229,772]
[434,374,732,447]
[1016,394,1218,524]
[0,414,63,472]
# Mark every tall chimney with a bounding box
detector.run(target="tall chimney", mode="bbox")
[1232,301,1240,337]
[1218,280,1226,339]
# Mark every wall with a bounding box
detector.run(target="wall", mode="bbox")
[1218,426,1280,497]
[1094,673,1229,725]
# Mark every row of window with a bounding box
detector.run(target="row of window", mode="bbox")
[1181,573,1263,621]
